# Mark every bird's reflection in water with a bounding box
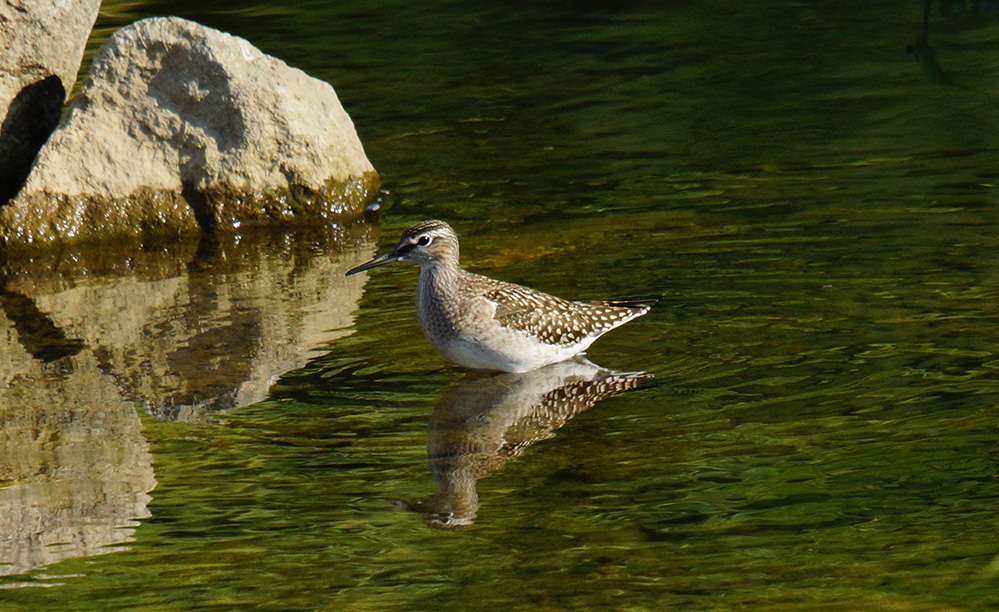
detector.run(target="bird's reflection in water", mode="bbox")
[408,358,651,529]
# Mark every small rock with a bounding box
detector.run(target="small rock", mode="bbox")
[0,16,379,248]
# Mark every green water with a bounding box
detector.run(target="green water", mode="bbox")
[3,0,999,610]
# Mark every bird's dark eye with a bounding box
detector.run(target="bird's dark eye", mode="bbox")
[417,235,432,246]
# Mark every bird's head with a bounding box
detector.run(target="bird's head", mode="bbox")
[346,220,460,275]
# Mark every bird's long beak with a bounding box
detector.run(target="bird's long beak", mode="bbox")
[345,249,401,276]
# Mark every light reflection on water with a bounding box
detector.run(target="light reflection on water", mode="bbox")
[2,0,999,610]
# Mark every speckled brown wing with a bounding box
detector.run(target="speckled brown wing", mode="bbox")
[480,279,652,346]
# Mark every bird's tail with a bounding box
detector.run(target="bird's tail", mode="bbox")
[605,298,657,312]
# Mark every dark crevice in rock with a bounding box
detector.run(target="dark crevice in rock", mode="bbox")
[180,180,217,233]
[0,75,65,204]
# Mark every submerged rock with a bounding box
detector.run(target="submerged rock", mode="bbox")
[0,0,101,203]
[0,16,379,248]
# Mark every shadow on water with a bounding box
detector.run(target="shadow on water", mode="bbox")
[402,358,651,529]
[908,0,999,87]
[0,223,377,580]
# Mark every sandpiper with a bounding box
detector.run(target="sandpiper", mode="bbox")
[346,220,652,373]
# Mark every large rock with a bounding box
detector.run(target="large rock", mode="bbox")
[0,16,379,248]
[0,0,102,203]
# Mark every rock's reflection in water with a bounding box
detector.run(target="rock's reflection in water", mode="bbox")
[412,358,650,529]
[0,348,154,580]
[1,226,376,422]
[0,225,376,579]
